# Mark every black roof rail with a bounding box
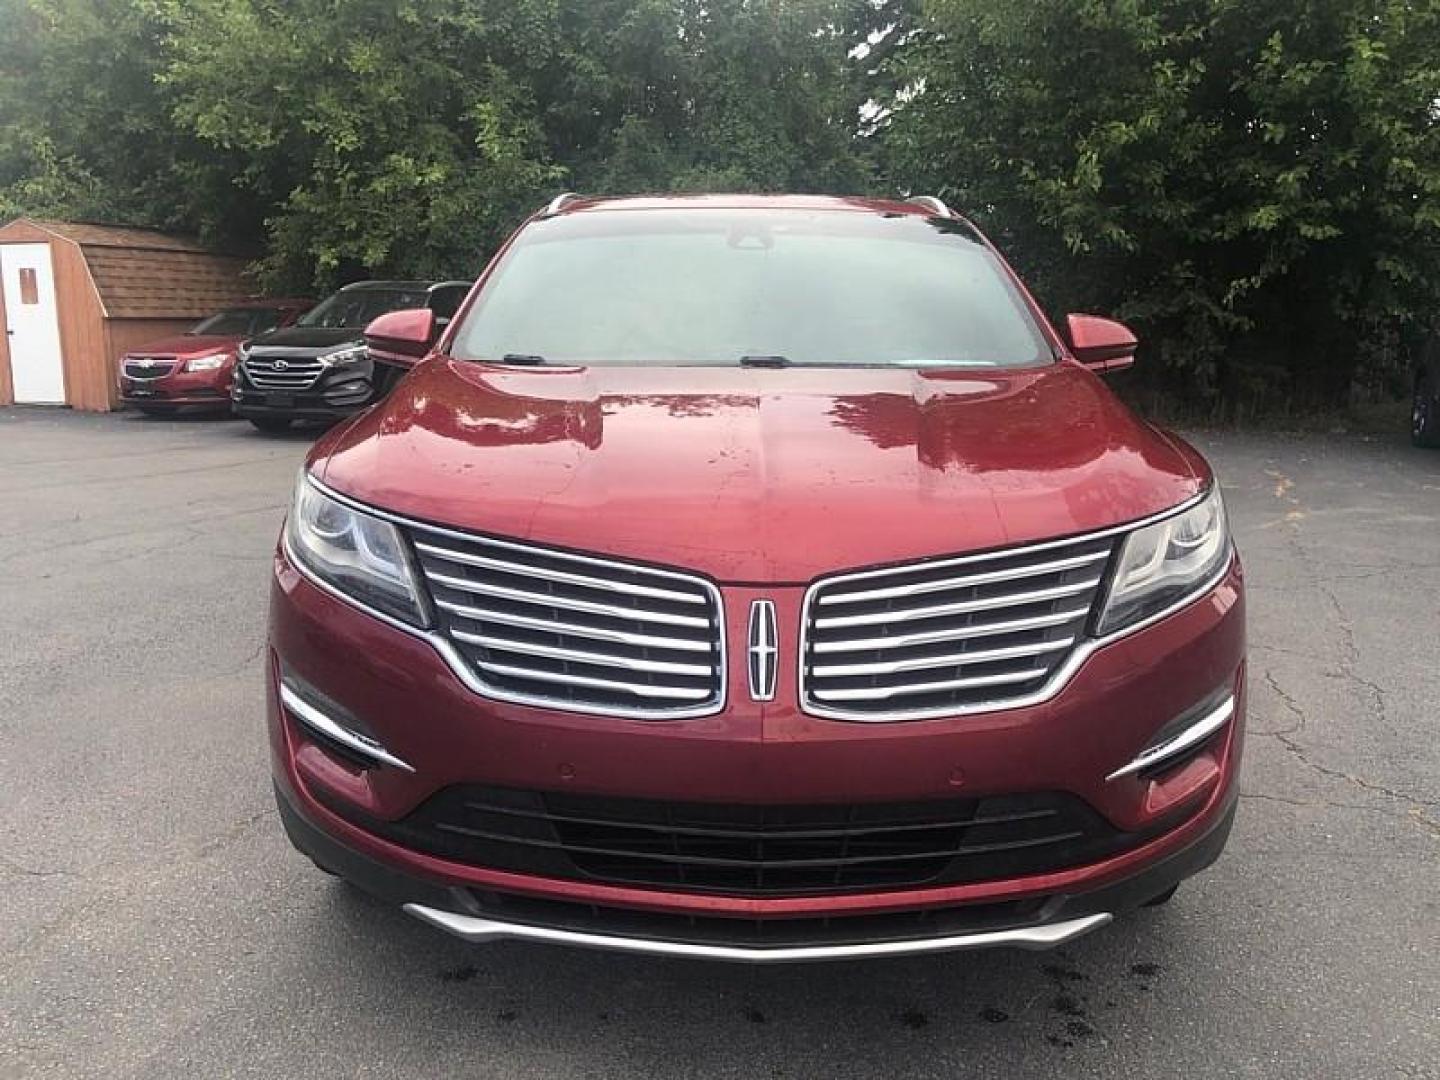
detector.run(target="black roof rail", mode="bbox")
[540,192,584,217]
[905,195,954,219]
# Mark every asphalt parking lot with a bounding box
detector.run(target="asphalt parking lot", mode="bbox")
[1,406,1437,1079]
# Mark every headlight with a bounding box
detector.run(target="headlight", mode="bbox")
[324,345,368,367]
[284,474,428,626]
[186,352,231,372]
[1096,488,1230,635]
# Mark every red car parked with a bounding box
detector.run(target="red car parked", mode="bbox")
[268,194,1245,963]
[118,299,313,414]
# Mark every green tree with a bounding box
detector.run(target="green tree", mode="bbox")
[884,0,1440,411]
[147,0,564,289]
[0,0,246,236]
[532,0,878,194]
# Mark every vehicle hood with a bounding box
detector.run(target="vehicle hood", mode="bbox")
[247,326,361,352]
[316,360,1206,582]
[124,333,240,358]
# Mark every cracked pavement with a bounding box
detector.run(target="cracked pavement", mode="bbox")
[1,408,1436,1078]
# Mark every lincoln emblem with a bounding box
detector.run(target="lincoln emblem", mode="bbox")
[747,599,778,702]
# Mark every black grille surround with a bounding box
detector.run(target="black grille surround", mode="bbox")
[405,524,726,719]
[801,533,1118,721]
[323,785,1141,899]
[123,358,178,379]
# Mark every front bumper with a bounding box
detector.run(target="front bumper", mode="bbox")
[269,545,1246,959]
[276,775,1236,962]
[120,366,233,409]
[232,358,375,421]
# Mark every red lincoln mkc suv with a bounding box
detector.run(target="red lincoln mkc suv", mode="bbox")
[268,194,1245,963]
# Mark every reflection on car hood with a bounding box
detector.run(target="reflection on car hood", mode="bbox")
[315,359,1204,582]
[247,326,362,351]
[124,333,241,357]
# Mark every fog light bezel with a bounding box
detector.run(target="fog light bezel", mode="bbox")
[279,675,415,773]
[1106,690,1235,782]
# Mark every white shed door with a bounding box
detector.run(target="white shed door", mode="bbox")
[2,243,66,403]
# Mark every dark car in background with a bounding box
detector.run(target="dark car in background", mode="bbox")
[118,299,313,415]
[232,280,470,432]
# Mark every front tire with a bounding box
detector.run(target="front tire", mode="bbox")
[1414,374,1440,448]
[248,416,293,434]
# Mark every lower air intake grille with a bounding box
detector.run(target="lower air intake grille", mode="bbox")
[406,525,725,718]
[801,534,1117,720]
[331,786,1133,898]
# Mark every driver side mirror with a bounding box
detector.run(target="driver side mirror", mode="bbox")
[1066,314,1137,373]
[364,308,436,370]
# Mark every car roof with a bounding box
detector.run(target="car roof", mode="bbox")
[226,297,314,309]
[338,280,436,292]
[545,194,949,219]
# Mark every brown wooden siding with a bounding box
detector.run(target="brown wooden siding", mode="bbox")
[50,238,108,411]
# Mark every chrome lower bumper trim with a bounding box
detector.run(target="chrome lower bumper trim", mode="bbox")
[401,904,1112,964]
[1107,694,1235,782]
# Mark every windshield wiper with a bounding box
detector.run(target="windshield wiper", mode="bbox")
[739,354,791,368]
[499,353,548,366]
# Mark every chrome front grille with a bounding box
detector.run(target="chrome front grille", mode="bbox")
[242,354,325,390]
[800,535,1116,720]
[123,358,177,379]
[408,526,725,718]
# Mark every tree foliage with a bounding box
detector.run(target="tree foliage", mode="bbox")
[2,0,1439,408]
[882,0,1440,408]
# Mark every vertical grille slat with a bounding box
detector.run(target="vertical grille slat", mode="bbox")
[408,525,725,718]
[802,535,1116,720]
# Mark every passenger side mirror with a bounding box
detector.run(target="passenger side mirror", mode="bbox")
[1066,314,1137,373]
[364,308,436,369]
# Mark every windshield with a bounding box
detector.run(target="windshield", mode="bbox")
[450,210,1053,368]
[188,308,286,337]
[297,288,429,329]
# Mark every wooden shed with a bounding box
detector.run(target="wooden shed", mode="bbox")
[0,219,253,411]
